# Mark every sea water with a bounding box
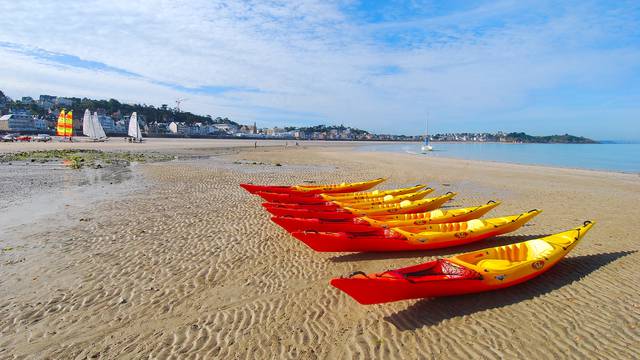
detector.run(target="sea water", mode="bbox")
[357,142,639,173]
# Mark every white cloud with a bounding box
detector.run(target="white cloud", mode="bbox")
[0,0,638,138]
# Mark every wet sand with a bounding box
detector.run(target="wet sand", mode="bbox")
[1,140,639,359]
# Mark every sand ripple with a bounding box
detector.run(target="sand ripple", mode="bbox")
[1,147,638,359]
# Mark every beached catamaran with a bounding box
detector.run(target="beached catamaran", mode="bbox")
[56,109,73,140]
[128,112,143,142]
[82,109,108,141]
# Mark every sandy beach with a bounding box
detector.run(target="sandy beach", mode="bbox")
[1,139,639,359]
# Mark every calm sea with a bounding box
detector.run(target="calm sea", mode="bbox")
[357,142,639,173]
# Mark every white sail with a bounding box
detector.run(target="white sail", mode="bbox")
[421,114,433,152]
[128,112,142,141]
[82,109,98,139]
[92,112,107,139]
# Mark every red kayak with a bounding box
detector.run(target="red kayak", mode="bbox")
[264,193,456,219]
[240,178,386,195]
[256,185,431,204]
[256,191,329,204]
[271,216,378,233]
[262,202,338,211]
[267,207,357,220]
[289,211,541,252]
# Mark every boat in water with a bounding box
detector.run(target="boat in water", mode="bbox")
[421,114,433,153]
[82,109,108,141]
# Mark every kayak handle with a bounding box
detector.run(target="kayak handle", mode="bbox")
[348,271,369,278]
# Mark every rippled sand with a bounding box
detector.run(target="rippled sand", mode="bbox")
[1,142,639,359]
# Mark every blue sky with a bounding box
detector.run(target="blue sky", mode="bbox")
[0,0,638,140]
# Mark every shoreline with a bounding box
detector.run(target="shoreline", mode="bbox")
[358,147,640,176]
[0,138,636,175]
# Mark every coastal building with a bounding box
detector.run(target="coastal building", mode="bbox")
[293,130,307,139]
[169,121,187,134]
[38,95,56,110]
[266,127,286,136]
[34,118,48,130]
[97,114,116,133]
[55,97,73,107]
[212,123,238,134]
[147,122,169,135]
[238,125,256,134]
[0,109,35,131]
[21,96,35,104]
[114,120,127,134]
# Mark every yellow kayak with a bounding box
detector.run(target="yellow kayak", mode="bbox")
[391,209,542,245]
[332,188,434,208]
[344,192,456,216]
[331,221,595,304]
[320,184,426,201]
[271,201,501,234]
[360,200,501,228]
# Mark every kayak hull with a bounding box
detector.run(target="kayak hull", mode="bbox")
[291,228,500,252]
[271,216,379,233]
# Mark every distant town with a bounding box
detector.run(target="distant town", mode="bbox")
[0,90,597,143]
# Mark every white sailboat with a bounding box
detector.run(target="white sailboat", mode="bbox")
[82,109,108,141]
[128,112,143,142]
[421,114,433,153]
[92,112,107,140]
[82,109,93,137]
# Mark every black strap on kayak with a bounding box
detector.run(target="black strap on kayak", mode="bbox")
[511,209,539,224]
[348,271,368,278]
[573,220,592,242]
[471,200,496,212]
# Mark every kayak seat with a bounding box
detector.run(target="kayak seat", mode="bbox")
[526,239,555,258]
[467,219,485,231]
[400,260,482,282]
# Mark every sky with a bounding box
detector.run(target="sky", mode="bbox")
[0,0,638,140]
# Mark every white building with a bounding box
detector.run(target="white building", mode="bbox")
[169,121,187,134]
[0,109,36,131]
[213,123,238,134]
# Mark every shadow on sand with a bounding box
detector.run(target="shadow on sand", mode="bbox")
[383,251,636,331]
[329,234,549,263]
